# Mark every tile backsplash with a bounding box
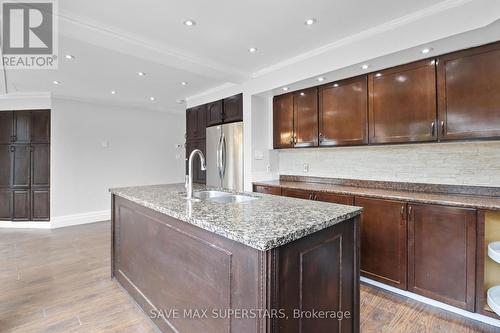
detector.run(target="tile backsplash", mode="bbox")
[278,141,500,187]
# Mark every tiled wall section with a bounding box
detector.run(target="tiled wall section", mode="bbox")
[278,141,500,187]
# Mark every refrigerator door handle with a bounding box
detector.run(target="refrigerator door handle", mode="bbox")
[217,133,224,184]
[221,132,227,178]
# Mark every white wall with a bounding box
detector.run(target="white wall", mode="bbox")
[50,98,185,221]
[278,141,500,187]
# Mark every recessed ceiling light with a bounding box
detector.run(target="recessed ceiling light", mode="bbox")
[282,87,289,91]
[248,47,257,53]
[375,73,382,77]
[181,81,188,86]
[111,90,117,95]
[53,80,60,85]
[421,47,433,54]
[305,18,317,25]
[176,99,185,104]
[64,54,74,60]
[138,72,146,76]
[300,92,305,96]
[333,83,339,87]
[361,64,370,70]
[317,77,325,82]
[150,96,155,101]
[183,20,196,26]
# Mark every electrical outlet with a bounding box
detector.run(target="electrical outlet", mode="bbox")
[303,163,309,173]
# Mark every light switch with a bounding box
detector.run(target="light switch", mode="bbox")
[303,163,309,173]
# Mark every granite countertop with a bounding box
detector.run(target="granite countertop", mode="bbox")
[253,180,500,211]
[110,184,362,251]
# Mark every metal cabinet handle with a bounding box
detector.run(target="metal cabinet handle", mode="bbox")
[319,133,324,143]
[313,193,318,200]
[441,121,445,135]
[431,122,435,136]
[12,135,17,142]
[289,136,294,145]
[10,146,15,152]
[408,206,413,221]
[401,206,405,219]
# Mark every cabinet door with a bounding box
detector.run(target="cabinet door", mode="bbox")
[437,43,500,140]
[355,197,407,289]
[273,93,294,149]
[369,60,437,144]
[12,145,31,188]
[31,144,50,187]
[13,111,31,143]
[31,188,49,220]
[408,203,476,310]
[186,105,207,140]
[282,188,313,200]
[185,139,206,184]
[195,105,207,138]
[12,190,30,221]
[319,76,368,146]
[294,87,318,147]
[206,100,224,126]
[30,110,50,143]
[315,192,354,205]
[0,189,12,220]
[223,93,243,123]
[186,107,197,140]
[0,112,13,144]
[0,145,12,188]
[253,185,281,195]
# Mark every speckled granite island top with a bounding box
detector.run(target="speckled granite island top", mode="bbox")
[110,183,362,251]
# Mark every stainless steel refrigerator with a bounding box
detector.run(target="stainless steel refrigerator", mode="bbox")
[206,122,243,192]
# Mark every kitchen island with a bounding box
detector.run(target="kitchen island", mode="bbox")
[110,184,362,333]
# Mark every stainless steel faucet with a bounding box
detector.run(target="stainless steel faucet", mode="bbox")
[185,149,206,200]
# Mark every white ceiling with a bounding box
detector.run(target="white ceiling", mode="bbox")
[0,0,496,113]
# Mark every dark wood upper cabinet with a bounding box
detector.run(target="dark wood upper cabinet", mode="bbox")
[13,111,31,143]
[355,196,407,290]
[222,93,243,123]
[273,93,294,149]
[368,59,437,144]
[12,145,31,188]
[437,42,500,140]
[0,112,13,144]
[31,144,50,187]
[0,145,12,188]
[206,100,224,127]
[294,87,319,147]
[30,110,50,143]
[186,105,207,140]
[319,76,368,146]
[407,203,476,311]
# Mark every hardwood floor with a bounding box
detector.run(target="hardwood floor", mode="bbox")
[0,221,498,332]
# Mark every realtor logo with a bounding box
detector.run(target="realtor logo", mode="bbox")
[1,0,58,69]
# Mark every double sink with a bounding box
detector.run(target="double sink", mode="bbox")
[190,190,258,204]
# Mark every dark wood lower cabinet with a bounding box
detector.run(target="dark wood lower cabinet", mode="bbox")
[407,203,476,310]
[0,190,12,219]
[12,190,30,221]
[355,197,407,289]
[282,188,313,199]
[253,184,282,195]
[0,145,12,187]
[31,188,50,221]
[315,192,354,205]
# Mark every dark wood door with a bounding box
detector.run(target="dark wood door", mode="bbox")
[206,100,224,126]
[185,139,206,184]
[368,60,437,144]
[12,145,31,188]
[30,110,50,143]
[223,93,243,123]
[355,196,407,289]
[407,203,476,310]
[319,76,368,146]
[0,145,12,188]
[252,185,282,195]
[0,112,13,144]
[282,188,314,200]
[31,188,50,220]
[315,192,354,205]
[31,144,50,187]
[12,190,30,221]
[273,93,294,148]
[437,42,500,140]
[186,105,207,140]
[13,111,31,143]
[294,87,318,147]
[0,189,12,220]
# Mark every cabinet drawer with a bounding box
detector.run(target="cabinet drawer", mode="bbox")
[253,185,281,196]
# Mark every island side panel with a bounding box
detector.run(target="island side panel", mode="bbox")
[112,196,268,333]
[269,217,360,333]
